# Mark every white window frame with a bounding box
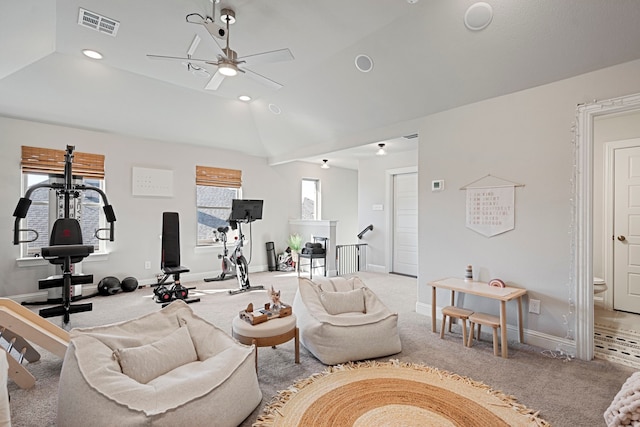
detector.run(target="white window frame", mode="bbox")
[301,178,321,220]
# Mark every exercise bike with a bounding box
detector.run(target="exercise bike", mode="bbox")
[205,199,264,295]
[204,226,239,282]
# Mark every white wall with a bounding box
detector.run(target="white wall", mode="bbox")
[0,117,357,298]
[358,151,417,271]
[417,59,640,342]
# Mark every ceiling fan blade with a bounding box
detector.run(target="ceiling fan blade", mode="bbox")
[147,54,212,63]
[239,48,294,67]
[205,70,226,90]
[187,34,201,57]
[243,68,283,90]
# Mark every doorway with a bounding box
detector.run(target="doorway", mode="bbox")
[575,92,640,360]
[392,172,418,276]
[385,166,418,276]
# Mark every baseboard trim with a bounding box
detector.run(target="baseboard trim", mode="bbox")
[415,301,575,355]
[367,264,386,274]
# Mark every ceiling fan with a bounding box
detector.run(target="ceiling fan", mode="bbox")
[147,7,294,91]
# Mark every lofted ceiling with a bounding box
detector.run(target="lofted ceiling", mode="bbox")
[2,1,640,168]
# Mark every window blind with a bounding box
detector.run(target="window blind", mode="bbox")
[196,165,242,188]
[21,146,105,179]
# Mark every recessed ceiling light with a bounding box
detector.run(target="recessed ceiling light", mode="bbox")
[355,54,373,73]
[238,95,251,102]
[268,104,281,115]
[82,49,103,59]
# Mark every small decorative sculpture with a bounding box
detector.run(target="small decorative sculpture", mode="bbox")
[269,285,282,312]
[465,265,473,282]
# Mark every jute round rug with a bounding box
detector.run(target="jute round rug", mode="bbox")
[254,360,550,427]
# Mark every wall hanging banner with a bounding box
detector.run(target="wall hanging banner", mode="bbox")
[465,185,515,237]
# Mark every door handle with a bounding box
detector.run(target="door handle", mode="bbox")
[618,235,627,242]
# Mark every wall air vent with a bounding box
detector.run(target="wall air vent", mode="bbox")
[403,133,419,139]
[78,8,120,36]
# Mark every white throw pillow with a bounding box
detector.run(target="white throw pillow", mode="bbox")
[320,288,366,315]
[113,326,197,384]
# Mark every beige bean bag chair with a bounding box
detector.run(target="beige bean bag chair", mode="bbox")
[57,300,261,427]
[605,371,640,426]
[293,276,401,365]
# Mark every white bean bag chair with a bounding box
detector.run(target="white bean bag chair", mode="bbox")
[293,276,401,365]
[605,371,640,426]
[57,300,262,427]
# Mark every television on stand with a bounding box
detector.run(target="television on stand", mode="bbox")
[230,199,263,223]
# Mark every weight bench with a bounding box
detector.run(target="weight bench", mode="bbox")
[153,212,200,306]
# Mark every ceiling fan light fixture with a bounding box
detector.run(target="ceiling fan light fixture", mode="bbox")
[220,8,236,24]
[321,159,330,169]
[376,143,387,156]
[218,62,238,76]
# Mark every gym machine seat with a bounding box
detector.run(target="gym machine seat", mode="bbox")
[40,218,94,323]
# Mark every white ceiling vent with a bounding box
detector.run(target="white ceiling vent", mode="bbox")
[78,8,120,36]
[403,133,419,139]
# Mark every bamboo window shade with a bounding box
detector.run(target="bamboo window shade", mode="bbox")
[196,165,242,188]
[21,146,105,179]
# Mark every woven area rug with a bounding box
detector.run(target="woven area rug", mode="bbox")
[254,360,549,427]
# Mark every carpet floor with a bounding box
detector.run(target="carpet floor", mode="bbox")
[6,271,636,426]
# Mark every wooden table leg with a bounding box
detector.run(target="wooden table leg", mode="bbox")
[500,301,508,358]
[448,290,455,331]
[294,327,300,364]
[431,286,437,333]
[516,296,524,343]
[252,338,258,372]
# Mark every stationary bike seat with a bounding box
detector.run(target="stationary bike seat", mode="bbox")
[217,226,229,233]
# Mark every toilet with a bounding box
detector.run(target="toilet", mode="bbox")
[594,277,608,294]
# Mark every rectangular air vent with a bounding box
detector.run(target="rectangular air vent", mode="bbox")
[78,8,120,36]
[403,133,419,140]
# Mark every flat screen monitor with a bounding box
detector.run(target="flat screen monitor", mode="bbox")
[230,199,263,222]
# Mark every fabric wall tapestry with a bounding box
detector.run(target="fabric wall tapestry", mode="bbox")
[462,175,522,238]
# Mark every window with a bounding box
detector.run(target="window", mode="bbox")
[196,166,242,246]
[19,146,106,257]
[301,178,320,220]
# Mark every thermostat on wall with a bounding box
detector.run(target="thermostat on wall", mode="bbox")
[432,180,444,192]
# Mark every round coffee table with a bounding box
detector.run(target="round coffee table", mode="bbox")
[232,314,299,372]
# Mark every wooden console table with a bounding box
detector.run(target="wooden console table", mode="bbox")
[428,277,527,358]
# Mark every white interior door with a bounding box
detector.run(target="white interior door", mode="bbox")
[392,173,418,276]
[614,145,640,314]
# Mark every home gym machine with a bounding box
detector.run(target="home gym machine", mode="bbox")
[13,145,116,325]
[226,199,264,295]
